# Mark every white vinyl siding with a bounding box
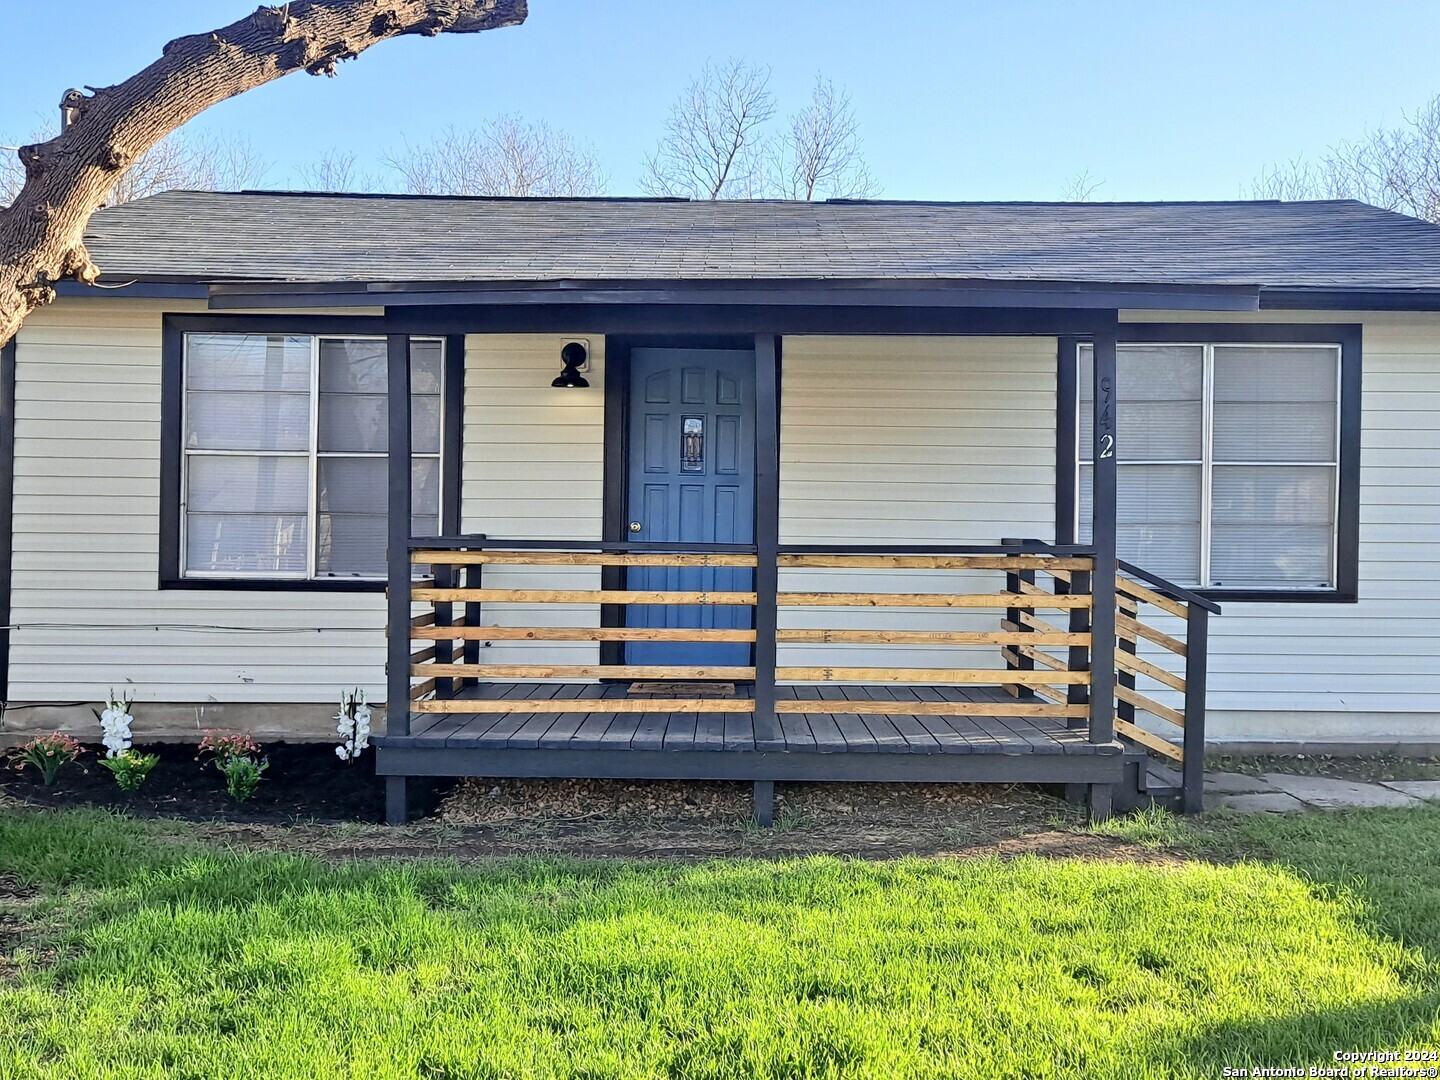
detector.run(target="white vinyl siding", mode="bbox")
[7,301,1440,747]
[459,335,607,669]
[8,301,387,704]
[778,335,1057,674]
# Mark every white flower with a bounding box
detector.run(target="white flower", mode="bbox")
[334,688,370,762]
[97,694,134,759]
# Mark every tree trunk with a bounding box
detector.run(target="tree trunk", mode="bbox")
[0,0,527,346]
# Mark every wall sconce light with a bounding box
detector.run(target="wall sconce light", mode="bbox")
[552,341,590,388]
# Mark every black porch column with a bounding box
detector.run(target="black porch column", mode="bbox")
[752,334,782,764]
[1089,333,1119,756]
[385,333,413,824]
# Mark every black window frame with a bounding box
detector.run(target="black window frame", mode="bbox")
[159,315,463,592]
[1056,322,1362,604]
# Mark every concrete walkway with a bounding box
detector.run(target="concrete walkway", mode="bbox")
[1206,771,1440,813]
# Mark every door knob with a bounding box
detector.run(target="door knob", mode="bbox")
[629,521,643,533]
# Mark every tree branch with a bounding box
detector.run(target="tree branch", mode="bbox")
[0,0,527,345]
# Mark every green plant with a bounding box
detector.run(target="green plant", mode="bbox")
[10,733,84,786]
[98,749,159,793]
[197,731,268,802]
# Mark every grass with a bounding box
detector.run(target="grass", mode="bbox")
[0,807,1437,1078]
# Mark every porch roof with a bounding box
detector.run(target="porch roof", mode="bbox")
[78,191,1440,309]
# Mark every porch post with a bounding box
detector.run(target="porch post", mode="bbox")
[385,333,413,824]
[752,334,782,765]
[1089,332,1118,756]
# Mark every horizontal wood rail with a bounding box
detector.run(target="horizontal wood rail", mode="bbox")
[1115,651,1185,693]
[413,588,758,605]
[416,697,755,714]
[1117,612,1186,656]
[783,629,1089,646]
[413,626,1086,646]
[1118,559,1222,613]
[414,626,759,642]
[1115,718,1183,761]
[778,554,1095,571]
[1116,685,1185,728]
[773,699,1087,718]
[401,539,1105,730]
[1110,562,1220,813]
[775,667,1089,685]
[419,664,756,681]
[413,550,759,568]
[775,591,1090,609]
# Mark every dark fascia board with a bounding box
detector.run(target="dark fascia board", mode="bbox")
[207,277,1262,313]
[1259,286,1440,311]
[55,281,209,299]
[380,303,1124,337]
[57,277,1440,313]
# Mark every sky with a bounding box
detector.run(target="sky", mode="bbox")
[3,0,1440,202]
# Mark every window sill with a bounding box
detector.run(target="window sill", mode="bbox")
[161,576,387,593]
[1197,588,1357,605]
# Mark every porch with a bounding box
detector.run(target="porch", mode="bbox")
[376,536,1217,823]
[357,319,1222,825]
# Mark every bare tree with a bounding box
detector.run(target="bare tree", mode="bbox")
[385,115,606,196]
[0,0,527,346]
[642,58,776,200]
[296,147,378,192]
[1251,94,1440,222]
[765,76,878,200]
[4,127,268,209]
[1059,169,1104,202]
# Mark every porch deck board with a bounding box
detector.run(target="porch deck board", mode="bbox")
[392,684,1117,757]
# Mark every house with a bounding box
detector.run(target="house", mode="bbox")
[2,191,1437,822]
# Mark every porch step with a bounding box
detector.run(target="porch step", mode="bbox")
[1114,751,1183,812]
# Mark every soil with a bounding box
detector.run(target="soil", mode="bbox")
[1208,753,1440,784]
[0,742,418,825]
[0,744,1171,864]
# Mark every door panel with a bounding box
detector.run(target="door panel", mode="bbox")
[625,348,756,668]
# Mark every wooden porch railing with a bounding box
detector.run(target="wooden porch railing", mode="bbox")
[388,537,1224,816]
[774,548,1094,724]
[409,541,760,715]
[402,539,1101,738]
[1112,560,1219,814]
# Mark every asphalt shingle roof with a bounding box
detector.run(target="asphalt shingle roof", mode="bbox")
[81,190,1440,291]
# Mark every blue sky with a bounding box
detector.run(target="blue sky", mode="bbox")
[4,0,1440,201]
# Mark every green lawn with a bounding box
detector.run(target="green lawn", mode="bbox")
[1,807,1437,1079]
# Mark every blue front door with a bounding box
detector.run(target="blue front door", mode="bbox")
[625,347,756,669]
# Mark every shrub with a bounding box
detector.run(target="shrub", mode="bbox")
[197,731,268,802]
[99,749,160,793]
[10,733,84,786]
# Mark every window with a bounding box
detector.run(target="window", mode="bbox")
[181,333,442,581]
[1077,340,1345,593]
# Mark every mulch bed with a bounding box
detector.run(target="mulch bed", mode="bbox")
[1,744,1153,863]
[0,743,408,824]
